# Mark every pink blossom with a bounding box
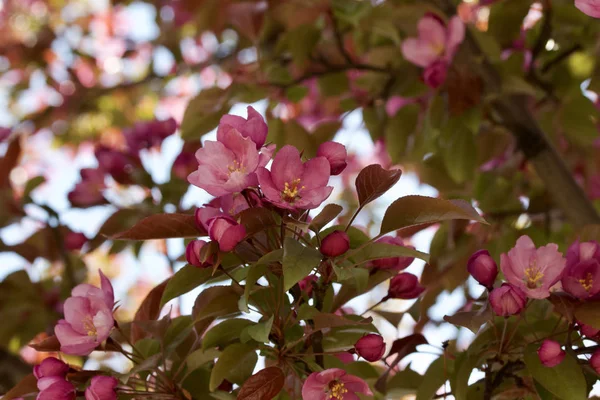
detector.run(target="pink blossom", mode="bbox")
[561,241,600,299]
[186,240,213,268]
[320,230,350,257]
[355,334,386,362]
[33,357,69,379]
[316,141,347,176]
[95,146,137,185]
[194,207,246,252]
[36,376,76,400]
[576,0,600,17]
[500,236,566,299]
[489,283,526,316]
[334,352,355,364]
[301,368,372,400]
[218,193,253,216]
[188,128,262,197]
[298,275,318,296]
[401,14,464,88]
[68,168,106,208]
[387,273,425,300]
[537,340,565,367]
[467,249,498,289]
[372,236,415,271]
[54,271,114,356]
[217,106,268,149]
[124,118,177,152]
[385,96,414,117]
[257,145,333,210]
[64,232,87,252]
[579,322,600,339]
[85,375,118,400]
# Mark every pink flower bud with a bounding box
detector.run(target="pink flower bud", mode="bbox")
[355,334,386,362]
[85,375,118,400]
[467,249,498,289]
[334,352,354,364]
[316,141,347,175]
[37,376,76,400]
[537,339,565,367]
[580,322,600,339]
[186,240,212,268]
[34,357,69,379]
[423,61,448,89]
[298,275,317,296]
[590,349,600,374]
[489,283,526,316]
[64,232,87,252]
[320,230,350,257]
[387,273,425,300]
[372,236,415,271]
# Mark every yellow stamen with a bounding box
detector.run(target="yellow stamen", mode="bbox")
[227,160,245,175]
[82,316,97,337]
[524,261,544,289]
[281,178,304,203]
[579,272,594,292]
[328,382,348,399]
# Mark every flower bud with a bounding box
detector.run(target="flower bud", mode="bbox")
[580,322,600,339]
[320,230,350,257]
[64,232,87,252]
[298,275,317,296]
[186,240,212,268]
[489,283,526,316]
[423,60,447,89]
[372,236,415,271]
[85,375,118,400]
[467,249,498,289]
[590,349,600,374]
[334,352,354,364]
[37,376,76,400]
[316,141,347,175]
[537,339,565,367]
[355,334,386,362]
[387,273,425,300]
[34,357,69,379]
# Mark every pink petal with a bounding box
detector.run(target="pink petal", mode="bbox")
[219,128,259,172]
[271,145,304,190]
[55,321,98,356]
[418,16,446,51]
[401,38,439,68]
[219,224,247,252]
[188,167,230,197]
[301,157,330,191]
[576,0,600,17]
[256,167,282,203]
[85,376,118,400]
[445,16,465,60]
[295,186,333,209]
[63,297,93,335]
[98,270,114,309]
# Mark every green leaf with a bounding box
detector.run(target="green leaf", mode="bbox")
[416,356,455,400]
[443,304,493,334]
[380,195,486,235]
[561,93,600,148]
[185,348,221,373]
[242,250,283,312]
[523,343,587,400]
[180,87,230,140]
[202,319,255,350]
[237,367,285,400]
[385,104,420,163]
[244,315,274,343]
[160,266,213,308]
[574,300,600,329]
[347,242,429,265]
[355,164,402,207]
[439,120,476,184]
[282,238,322,291]
[209,343,257,391]
[309,204,343,232]
[318,72,349,97]
[192,286,243,334]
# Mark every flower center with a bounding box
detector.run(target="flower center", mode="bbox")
[82,316,97,337]
[579,272,594,292]
[328,381,348,399]
[524,262,544,289]
[227,160,245,175]
[281,178,304,203]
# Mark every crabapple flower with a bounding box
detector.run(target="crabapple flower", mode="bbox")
[316,141,347,175]
[561,241,600,299]
[301,368,372,400]
[372,236,415,271]
[387,273,425,299]
[591,349,600,374]
[489,283,526,317]
[537,340,565,367]
[54,271,114,356]
[64,232,87,252]
[579,322,600,339]
[217,106,268,149]
[194,207,246,252]
[68,168,106,208]
[33,357,69,379]
[85,375,118,400]
[257,145,333,210]
[188,128,262,197]
[467,249,498,289]
[320,230,350,257]
[186,240,213,268]
[401,14,465,88]
[355,334,386,362]
[576,0,600,17]
[298,275,318,296]
[37,376,76,400]
[500,236,566,299]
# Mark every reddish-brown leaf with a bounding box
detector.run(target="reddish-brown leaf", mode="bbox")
[112,213,205,240]
[29,334,61,352]
[355,164,402,208]
[0,138,21,189]
[237,367,285,400]
[131,279,169,343]
[3,373,37,400]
